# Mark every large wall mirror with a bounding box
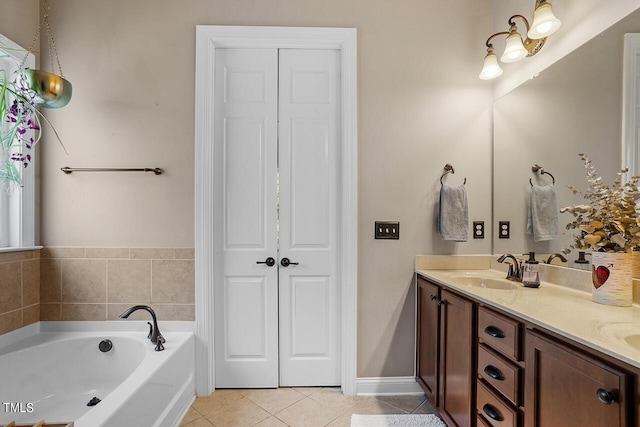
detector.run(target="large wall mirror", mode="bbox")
[493,7,640,268]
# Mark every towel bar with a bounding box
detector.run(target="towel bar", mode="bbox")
[61,167,163,175]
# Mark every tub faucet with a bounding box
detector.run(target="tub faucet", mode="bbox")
[119,305,165,351]
[546,253,568,264]
[497,254,521,282]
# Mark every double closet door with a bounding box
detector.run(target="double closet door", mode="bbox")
[213,48,341,388]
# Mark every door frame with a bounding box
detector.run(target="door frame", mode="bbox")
[194,26,358,396]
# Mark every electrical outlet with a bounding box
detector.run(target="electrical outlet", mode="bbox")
[473,221,484,239]
[375,221,400,239]
[499,221,510,239]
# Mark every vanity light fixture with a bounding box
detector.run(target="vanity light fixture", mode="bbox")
[479,0,561,80]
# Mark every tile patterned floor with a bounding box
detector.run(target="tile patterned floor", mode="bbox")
[180,388,439,427]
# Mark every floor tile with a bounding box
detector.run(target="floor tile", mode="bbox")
[204,397,271,427]
[327,398,407,427]
[374,394,426,413]
[180,406,203,425]
[181,417,216,427]
[411,398,438,414]
[307,388,364,413]
[292,387,322,396]
[243,388,306,414]
[254,416,290,427]
[275,396,343,427]
[192,389,244,416]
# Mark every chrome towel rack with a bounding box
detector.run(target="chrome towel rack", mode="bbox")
[61,167,163,175]
[440,163,466,185]
[529,164,554,186]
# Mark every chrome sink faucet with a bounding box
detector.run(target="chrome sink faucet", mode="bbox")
[119,305,166,351]
[497,254,521,282]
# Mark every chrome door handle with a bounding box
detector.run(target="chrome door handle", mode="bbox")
[256,257,276,267]
[280,257,299,267]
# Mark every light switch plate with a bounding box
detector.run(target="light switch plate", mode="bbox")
[375,221,400,239]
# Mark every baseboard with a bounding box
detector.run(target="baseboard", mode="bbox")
[356,376,424,396]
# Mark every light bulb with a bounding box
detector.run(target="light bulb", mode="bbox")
[528,2,561,39]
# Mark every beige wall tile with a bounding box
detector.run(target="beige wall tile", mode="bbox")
[22,259,40,306]
[131,248,174,259]
[174,248,195,260]
[40,258,62,303]
[62,259,107,303]
[61,303,106,321]
[86,248,130,259]
[41,247,86,259]
[107,260,151,303]
[152,260,195,304]
[0,310,22,335]
[0,250,35,263]
[22,304,39,326]
[40,303,61,321]
[0,262,21,313]
[153,304,195,321]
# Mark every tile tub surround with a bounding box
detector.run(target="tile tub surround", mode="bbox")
[40,247,195,322]
[0,250,40,335]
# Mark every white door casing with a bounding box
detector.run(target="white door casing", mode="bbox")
[213,49,279,388]
[194,26,358,396]
[278,49,341,386]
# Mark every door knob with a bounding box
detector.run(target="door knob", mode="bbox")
[280,257,299,267]
[256,257,276,267]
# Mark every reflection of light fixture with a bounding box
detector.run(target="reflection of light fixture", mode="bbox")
[479,0,561,80]
[22,0,72,108]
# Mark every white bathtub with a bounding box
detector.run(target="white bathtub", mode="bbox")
[0,321,195,427]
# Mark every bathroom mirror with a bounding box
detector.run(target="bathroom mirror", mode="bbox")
[492,7,640,269]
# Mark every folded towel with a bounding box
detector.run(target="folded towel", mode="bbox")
[438,184,468,241]
[527,184,558,241]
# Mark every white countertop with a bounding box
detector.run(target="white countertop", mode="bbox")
[417,268,640,369]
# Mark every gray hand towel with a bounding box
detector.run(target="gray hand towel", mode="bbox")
[526,184,558,241]
[438,184,468,242]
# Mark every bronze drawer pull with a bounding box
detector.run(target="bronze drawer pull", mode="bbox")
[596,388,617,405]
[484,325,506,338]
[483,364,505,381]
[482,403,504,422]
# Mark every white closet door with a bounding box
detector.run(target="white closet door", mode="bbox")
[214,48,279,388]
[278,49,341,386]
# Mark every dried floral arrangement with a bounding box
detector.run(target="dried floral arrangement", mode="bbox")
[560,153,640,253]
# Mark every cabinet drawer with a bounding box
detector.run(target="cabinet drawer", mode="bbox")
[477,381,520,427]
[478,306,522,361]
[478,344,522,406]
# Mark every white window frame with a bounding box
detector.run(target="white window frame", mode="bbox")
[0,34,37,251]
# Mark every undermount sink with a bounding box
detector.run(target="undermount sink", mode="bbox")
[597,322,640,352]
[446,275,518,290]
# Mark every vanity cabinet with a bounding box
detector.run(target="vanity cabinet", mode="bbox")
[476,306,524,427]
[416,276,476,427]
[525,329,632,427]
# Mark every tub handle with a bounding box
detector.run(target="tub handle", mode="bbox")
[147,322,153,340]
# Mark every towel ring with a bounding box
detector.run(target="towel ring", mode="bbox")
[529,164,555,186]
[440,163,466,186]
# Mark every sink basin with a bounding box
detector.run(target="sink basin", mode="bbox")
[597,322,640,351]
[446,275,518,290]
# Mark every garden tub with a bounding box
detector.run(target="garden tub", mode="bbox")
[0,321,194,427]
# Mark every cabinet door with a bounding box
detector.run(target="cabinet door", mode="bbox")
[525,330,631,427]
[439,289,475,427]
[417,277,440,404]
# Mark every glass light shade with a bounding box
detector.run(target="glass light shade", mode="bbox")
[479,50,503,80]
[527,2,561,39]
[501,32,528,63]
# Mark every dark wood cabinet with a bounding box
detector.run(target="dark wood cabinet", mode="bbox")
[525,330,632,427]
[439,289,476,427]
[417,277,440,404]
[416,275,475,427]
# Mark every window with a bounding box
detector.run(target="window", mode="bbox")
[0,35,36,250]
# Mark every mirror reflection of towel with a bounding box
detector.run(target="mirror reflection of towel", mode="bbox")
[527,184,558,241]
[438,184,468,241]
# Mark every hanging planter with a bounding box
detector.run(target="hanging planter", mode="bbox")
[591,251,633,307]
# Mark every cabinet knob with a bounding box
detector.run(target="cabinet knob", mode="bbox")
[596,388,617,405]
[429,294,437,301]
[484,325,506,339]
[483,364,505,381]
[482,403,504,422]
[436,299,445,306]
